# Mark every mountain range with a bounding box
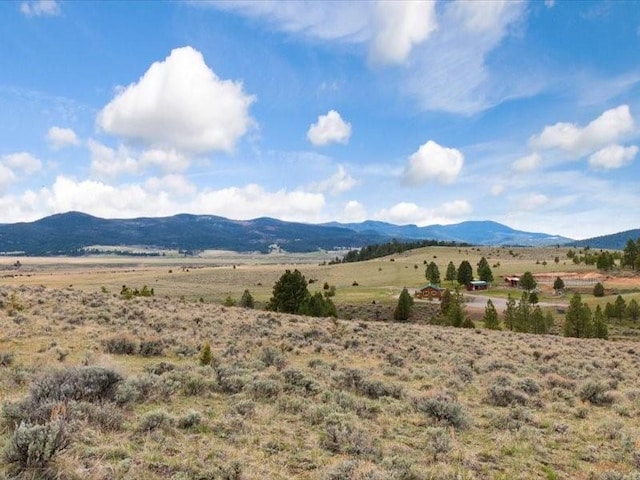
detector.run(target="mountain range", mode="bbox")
[0,212,574,256]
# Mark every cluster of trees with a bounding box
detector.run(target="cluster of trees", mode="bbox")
[603,295,640,321]
[425,257,494,287]
[337,239,466,264]
[267,269,337,318]
[500,294,553,334]
[566,248,619,270]
[563,294,608,339]
[438,289,475,328]
[622,238,640,271]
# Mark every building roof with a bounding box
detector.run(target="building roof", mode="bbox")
[419,284,443,290]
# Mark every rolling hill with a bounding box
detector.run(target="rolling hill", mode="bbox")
[567,228,640,250]
[0,212,571,256]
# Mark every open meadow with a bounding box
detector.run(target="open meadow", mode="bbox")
[2,247,640,479]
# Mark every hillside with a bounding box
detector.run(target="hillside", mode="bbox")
[0,284,639,479]
[569,228,640,250]
[0,212,570,256]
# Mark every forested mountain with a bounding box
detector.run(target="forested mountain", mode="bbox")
[0,212,572,256]
[568,229,640,250]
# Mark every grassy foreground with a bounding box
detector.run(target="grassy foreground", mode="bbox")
[1,284,640,479]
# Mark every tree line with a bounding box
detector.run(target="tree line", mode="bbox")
[335,239,468,264]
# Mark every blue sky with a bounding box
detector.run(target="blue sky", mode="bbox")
[1,0,640,239]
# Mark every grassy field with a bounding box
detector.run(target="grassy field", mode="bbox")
[1,282,640,479]
[2,247,640,478]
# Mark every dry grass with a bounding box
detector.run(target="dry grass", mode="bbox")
[1,283,640,479]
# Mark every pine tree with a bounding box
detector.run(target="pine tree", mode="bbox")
[394,287,414,321]
[477,257,494,283]
[239,289,255,308]
[503,295,517,331]
[593,282,605,297]
[199,342,213,366]
[553,276,564,294]
[425,262,441,285]
[268,269,309,313]
[564,293,593,338]
[514,293,532,333]
[440,289,452,316]
[520,271,537,292]
[614,295,626,320]
[483,299,500,330]
[445,261,457,283]
[592,305,609,339]
[531,305,549,334]
[457,260,473,287]
[626,299,640,321]
[622,238,638,268]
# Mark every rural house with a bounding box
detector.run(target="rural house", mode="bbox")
[415,284,444,299]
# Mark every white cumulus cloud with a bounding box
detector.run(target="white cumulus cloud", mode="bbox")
[140,148,190,172]
[310,165,356,195]
[20,0,60,17]
[88,140,139,180]
[369,1,437,65]
[307,110,352,146]
[512,152,541,172]
[374,199,472,226]
[403,140,464,185]
[46,126,79,150]
[340,200,367,223]
[529,105,635,156]
[0,165,16,191]
[2,152,42,175]
[588,144,638,170]
[97,46,255,154]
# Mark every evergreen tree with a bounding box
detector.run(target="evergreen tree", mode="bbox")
[514,292,532,332]
[268,269,309,313]
[614,295,627,320]
[477,257,494,283]
[529,292,539,304]
[593,282,605,297]
[592,305,608,339]
[604,302,616,319]
[425,262,441,285]
[503,295,517,331]
[199,342,213,366]
[239,289,255,309]
[626,299,640,321]
[299,292,337,318]
[446,289,466,328]
[520,271,537,292]
[440,289,452,316]
[457,260,473,287]
[531,305,549,334]
[596,251,614,270]
[622,239,638,269]
[544,310,555,332]
[483,299,500,330]
[564,293,593,338]
[553,277,565,294]
[445,261,457,283]
[394,287,414,321]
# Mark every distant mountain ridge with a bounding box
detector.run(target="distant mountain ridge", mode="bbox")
[0,212,571,256]
[567,228,640,250]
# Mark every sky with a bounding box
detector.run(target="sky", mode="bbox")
[1,0,640,240]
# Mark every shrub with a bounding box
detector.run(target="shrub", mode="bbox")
[239,289,254,309]
[29,367,123,404]
[413,393,469,429]
[177,410,202,429]
[487,384,529,407]
[321,417,374,456]
[103,335,137,355]
[0,351,15,367]
[248,378,282,400]
[138,340,164,357]
[138,409,173,431]
[579,381,614,406]
[593,282,605,297]
[2,419,69,474]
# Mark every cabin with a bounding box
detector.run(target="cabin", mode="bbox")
[415,284,444,300]
[504,276,520,288]
[467,280,488,291]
